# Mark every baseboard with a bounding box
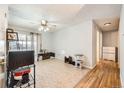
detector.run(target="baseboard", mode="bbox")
[55,57,96,69]
[55,57,64,61]
[83,65,92,69]
[83,64,96,69]
[120,73,123,88]
[92,64,97,69]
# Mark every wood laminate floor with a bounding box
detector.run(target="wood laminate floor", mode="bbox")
[75,60,121,88]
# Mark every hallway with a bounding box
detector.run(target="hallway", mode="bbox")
[75,60,121,88]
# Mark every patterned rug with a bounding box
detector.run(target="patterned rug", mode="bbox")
[35,59,89,88]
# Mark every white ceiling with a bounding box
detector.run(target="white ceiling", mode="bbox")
[8,4,122,32]
[8,4,83,32]
[95,18,119,31]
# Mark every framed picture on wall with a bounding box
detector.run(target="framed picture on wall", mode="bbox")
[7,32,18,41]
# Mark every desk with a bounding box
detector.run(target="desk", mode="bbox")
[37,52,55,61]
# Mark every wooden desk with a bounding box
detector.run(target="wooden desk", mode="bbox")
[37,52,55,61]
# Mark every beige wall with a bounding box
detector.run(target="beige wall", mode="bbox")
[103,31,118,47]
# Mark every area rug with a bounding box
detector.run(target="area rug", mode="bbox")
[35,59,89,88]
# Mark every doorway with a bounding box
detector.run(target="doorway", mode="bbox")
[95,18,119,63]
[102,31,119,62]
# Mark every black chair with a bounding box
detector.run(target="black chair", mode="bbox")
[64,56,69,63]
[64,56,75,65]
[68,56,75,65]
[7,51,35,88]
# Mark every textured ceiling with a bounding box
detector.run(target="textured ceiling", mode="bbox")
[95,18,120,31]
[8,4,121,32]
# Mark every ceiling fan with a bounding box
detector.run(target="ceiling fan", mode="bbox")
[38,19,56,32]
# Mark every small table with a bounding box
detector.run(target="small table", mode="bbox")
[75,54,84,68]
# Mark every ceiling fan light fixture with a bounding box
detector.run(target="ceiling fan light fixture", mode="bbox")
[39,19,55,32]
[41,20,47,26]
[44,29,47,32]
[38,26,44,31]
[43,27,50,32]
[46,27,50,31]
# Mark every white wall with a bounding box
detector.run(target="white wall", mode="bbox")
[119,5,124,87]
[99,31,103,59]
[92,22,97,67]
[0,5,8,88]
[103,31,118,47]
[92,22,103,66]
[96,30,100,62]
[42,31,52,51]
[51,20,93,68]
[42,20,102,68]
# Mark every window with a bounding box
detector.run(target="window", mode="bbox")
[18,33,27,50]
[8,31,41,62]
[27,35,32,49]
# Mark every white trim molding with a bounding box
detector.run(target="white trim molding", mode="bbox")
[83,64,96,69]
[120,73,124,88]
